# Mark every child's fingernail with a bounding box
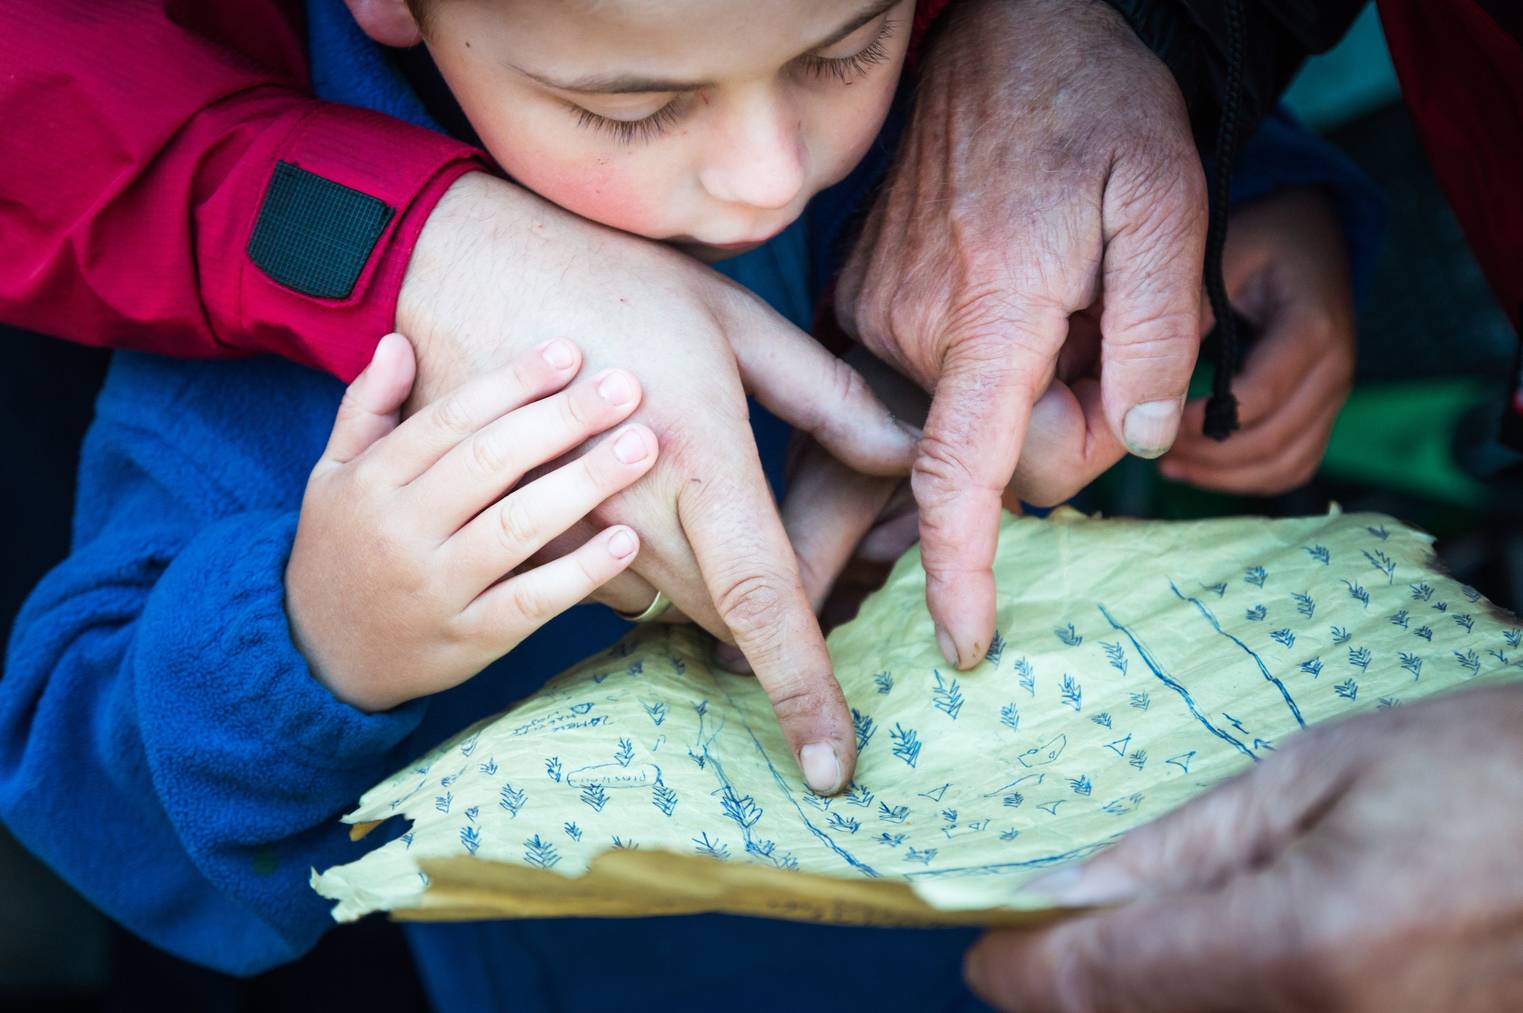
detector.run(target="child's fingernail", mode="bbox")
[597,371,636,406]
[936,623,960,667]
[607,527,637,559]
[612,427,649,464]
[540,339,576,370]
[800,742,844,795]
[1123,399,1183,458]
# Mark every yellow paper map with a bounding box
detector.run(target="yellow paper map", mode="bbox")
[312,508,1521,926]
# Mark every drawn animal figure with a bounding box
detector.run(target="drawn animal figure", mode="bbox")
[1016,733,1067,768]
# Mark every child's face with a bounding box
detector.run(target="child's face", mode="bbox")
[370,0,913,261]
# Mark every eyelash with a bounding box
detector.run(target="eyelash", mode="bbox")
[571,17,898,145]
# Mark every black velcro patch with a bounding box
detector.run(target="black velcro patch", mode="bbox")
[247,162,394,300]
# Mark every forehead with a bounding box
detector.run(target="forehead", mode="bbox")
[470,0,879,77]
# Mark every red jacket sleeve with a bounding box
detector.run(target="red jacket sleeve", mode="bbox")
[0,1,488,381]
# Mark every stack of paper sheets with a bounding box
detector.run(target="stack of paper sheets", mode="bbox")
[313,508,1520,925]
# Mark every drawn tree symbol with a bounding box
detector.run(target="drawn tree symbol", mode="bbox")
[498,783,527,818]
[523,835,560,869]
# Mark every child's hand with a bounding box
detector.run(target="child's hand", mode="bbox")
[286,334,658,712]
[1160,189,1356,495]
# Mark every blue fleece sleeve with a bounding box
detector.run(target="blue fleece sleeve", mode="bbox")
[1228,106,1386,303]
[0,425,426,976]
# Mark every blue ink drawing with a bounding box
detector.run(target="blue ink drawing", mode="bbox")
[873,671,894,695]
[802,791,832,812]
[459,826,481,855]
[580,783,609,813]
[1128,750,1147,770]
[826,812,861,834]
[940,808,958,826]
[1399,653,1423,679]
[1130,690,1150,710]
[1036,800,1066,816]
[1434,600,1449,613]
[1453,613,1474,634]
[643,701,667,726]
[545,757,562,782]
[651,779,678,817]
[569,703,594,715]
[1002,793,1024,808]
[1368,524,1389,540]
[1410,582,1434,602]
[904,847,937,866]
[890,723,923,768]
[1343,580,1371,609]
[1091,712,1112,729]
[918,783,951,802]
[1454,649,1481,676]
[845,783,874,808]
[1270,628,1295,648]
[627,660,644,676]
[1104,734,1132,757]
[494,783,524,821]
[691,833,730,860]
[1069,775,1093,796]
[611,836,638,850]
[614,737,635,768]
[931,670,965,719]
[986,630,1006,667]
[1245,565,1268,588]
[878,803,910,823]
[720,785,763,830]
[1100,792,1145,816]
[401,832,413,849]
[1223,712,1248,735]
[878,832,907,848]
[478,757,498,776]
[1348,647,1372,673]
[1000,702,1021,731]
[1506,629,1522,649]
[1390,609,1409,629]
[1102,641,1127,675]
[1166,751,1195,773]
[1060,674,1082,712]
[1300,658,1323,679]
[1293,592,1316,618]
[1331,626,1351,645]
[1306,545,1331,565]
[459,732,480,757]
[1335,678,1358,701]
[1055,623,1083,647]
[852,708,876,751]
[563,821,582,841]
[523,835,560,870]
[1245,604,1267,622]
[1015,657,1036,697]
[434,792,452,815]
[1377,697,1400,709]
[1364,549,1396,584]
[1201,581,1228,597]
[1463,585,1481,603]
[999,828,1020,842]
[1489,648,1509,665]
[1413,625,1433,642]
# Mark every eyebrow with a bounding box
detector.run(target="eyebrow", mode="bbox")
[511,0,900,95]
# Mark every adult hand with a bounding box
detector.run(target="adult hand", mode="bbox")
[837,0,1207,669]
[1161,189,1356,495]
[964,683,1523,1012]
[398,172,920,793]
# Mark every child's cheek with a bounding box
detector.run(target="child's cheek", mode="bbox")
[508,155,666,240]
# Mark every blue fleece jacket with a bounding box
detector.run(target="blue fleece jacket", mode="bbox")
[0,10,1381,1011]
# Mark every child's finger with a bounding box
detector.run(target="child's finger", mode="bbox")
[320,332,417,468]
[379,338,584,485]
[465,526,641,649]
[1162,400,1341,495]
[448,424,658,594]
[411,369,645,535]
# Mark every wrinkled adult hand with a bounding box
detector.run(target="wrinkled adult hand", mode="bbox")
[965,683,1523,1012]
[837,0,1207,669]
[399,172,920,792]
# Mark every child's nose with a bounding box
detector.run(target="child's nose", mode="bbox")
[698,94,807,213]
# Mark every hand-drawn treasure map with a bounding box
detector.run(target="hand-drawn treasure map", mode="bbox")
[313,508,1522,926]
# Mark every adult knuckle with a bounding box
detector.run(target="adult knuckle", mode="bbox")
[714,571,788,642]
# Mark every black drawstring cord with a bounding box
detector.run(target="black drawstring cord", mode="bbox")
[1202,0,1246,440]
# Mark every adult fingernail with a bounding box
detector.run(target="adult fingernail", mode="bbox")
[539,339,575,370]
[597,371,636,406]
[1123,399,1183,458]
[607,528,637,559]
[936,623,960,668]
[612,427,649,464]
[800,742,844,795]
